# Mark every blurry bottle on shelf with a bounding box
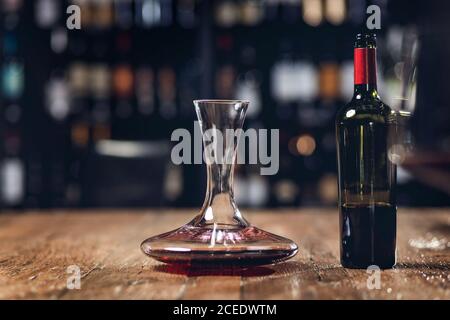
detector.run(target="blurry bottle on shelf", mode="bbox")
[68,126,85,206]
[233,170,248,206]
[340,60,354,101]
[178,60,201,117]
[215,0,238,28]
[91,64,112,142]
[113,64,134,119]
[26,157,43,208]
[115,0,134,29]
[67,62,91,205]
[111,33,134,124]
[2,31,18,55]
[134,0,149,27]
[163,163,183,204]
[263,0,279,22]
[35,0,60,29]
[235,73,261,118]
[158,0,173,27]
[317,173,338,205]
[289,134,316,157]
[240,0,264,26]
[247,173,270,207]
[0,158,25,208]
[92,0,114,30]
[90,64,111,101]
[235,45,261,119]
[115,31,132,55]
[2,0,23,13]
[45,74,70,121]
[271,43,297,105]
[4,104,21,125]
[302,0,323,27]
[324,0,346,25]
[72,0,91,29]
[67,29,88,57]
[319,61,339,101]
[71,120,90,149]
[68,62,90,113]
[1,33,24,100]
[1,59,24,100]
[92,122,111,142]
[1,17,25,207]
[321,130,336,154]
[2,0,23,29]
[280,0,301,24]
[177,0,196,28]
[215,64,235,99]
[157,67,177,119]
[234,171,270,207]
[0,8,25,209]
[272,42,318,119]
[296,60,318,103]
[67,63,91,190]
[272,178,299,207]
[136,0,173,28]
[54,164,68,207]
[91,33,112,60]
[347,0,365,26]
[136,66,155,116]
[50,27,68,54]
[4,128,21,156]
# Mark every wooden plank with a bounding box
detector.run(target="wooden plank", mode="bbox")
[58,210,193,300]
[242,210,362,300]
[0,209,448,300]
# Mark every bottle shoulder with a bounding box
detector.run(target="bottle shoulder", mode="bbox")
[336,97,393,125]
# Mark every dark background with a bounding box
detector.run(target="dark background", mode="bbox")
[0,0,449,210]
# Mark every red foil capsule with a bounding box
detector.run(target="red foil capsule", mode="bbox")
[354,48,377,85]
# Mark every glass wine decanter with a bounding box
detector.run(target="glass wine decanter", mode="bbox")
[141,100,298,266]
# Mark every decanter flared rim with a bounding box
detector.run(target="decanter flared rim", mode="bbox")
[194,99,250,104]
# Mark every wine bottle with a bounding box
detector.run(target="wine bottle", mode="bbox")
[335,33,397,269]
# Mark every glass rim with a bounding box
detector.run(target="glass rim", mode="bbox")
[193,99,250,105]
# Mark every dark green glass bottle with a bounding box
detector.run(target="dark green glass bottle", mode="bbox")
[336,34,397,269]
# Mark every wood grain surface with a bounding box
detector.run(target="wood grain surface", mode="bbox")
[0,208,448,300]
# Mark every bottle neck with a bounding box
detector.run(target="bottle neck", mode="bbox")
[353,84,378,99]
[353,47,378,99]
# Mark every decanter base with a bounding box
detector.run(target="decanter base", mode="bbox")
[141,225,298,267]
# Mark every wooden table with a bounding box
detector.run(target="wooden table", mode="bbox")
[0,209,448,300]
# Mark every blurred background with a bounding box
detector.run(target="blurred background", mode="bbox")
[0,0,449,210]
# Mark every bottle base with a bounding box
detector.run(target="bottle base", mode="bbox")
[339,203,397,270]
[341,259,396,270]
